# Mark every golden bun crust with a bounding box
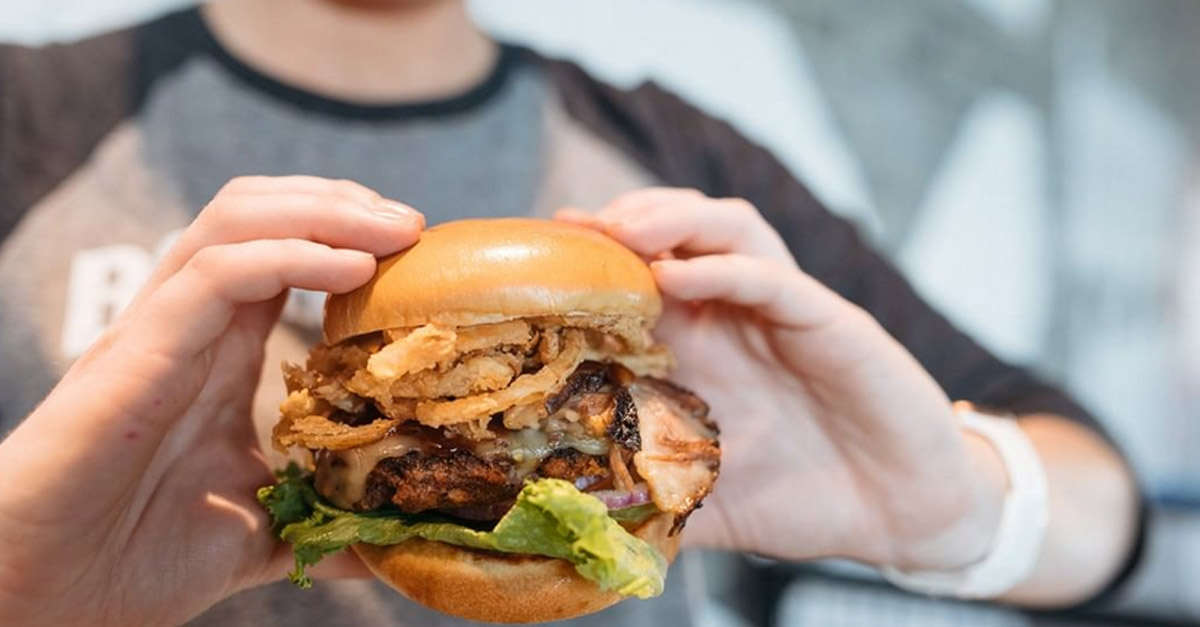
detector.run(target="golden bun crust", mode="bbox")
[325,218,661,344]
[352,513,680,623]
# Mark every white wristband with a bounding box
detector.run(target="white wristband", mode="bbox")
[881,403,1049,599]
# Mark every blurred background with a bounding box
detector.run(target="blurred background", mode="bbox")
[2,0,1197,625]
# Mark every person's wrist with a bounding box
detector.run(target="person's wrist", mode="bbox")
[891,430,1009,572]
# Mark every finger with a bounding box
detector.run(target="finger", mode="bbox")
[553,207,600,228]
[144,239,376,360]
[33,241,376,474]
[191,192,421,256]
[149,193,421,293]
[601,187,706,221]
[554,207,671,265]
[555,189,704,229]
[219,175,384,206]
[595,192,794,264]
[651,255,843,329]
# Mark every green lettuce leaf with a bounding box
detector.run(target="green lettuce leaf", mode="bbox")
[257,467,667,598]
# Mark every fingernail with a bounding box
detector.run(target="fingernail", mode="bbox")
[372,199,425,226]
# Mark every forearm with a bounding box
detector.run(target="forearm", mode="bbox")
[998,415,1140,607]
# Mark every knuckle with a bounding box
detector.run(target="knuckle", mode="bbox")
[723,197,759,218]
[186,245,231,277]
[198,194,244,227]
[333,178,380,201]
[607,190,640,209]
[838,299,876,328]
[604,219,642,242]
[330,178,361,195]
[725,197,786,245]
[219,176,258,195]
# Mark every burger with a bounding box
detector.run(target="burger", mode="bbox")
[258,218,721,623]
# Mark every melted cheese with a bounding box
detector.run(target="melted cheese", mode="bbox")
[506,428,552,477]
[315,434,424,509]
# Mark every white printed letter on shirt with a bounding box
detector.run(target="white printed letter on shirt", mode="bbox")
[60,245,154,358]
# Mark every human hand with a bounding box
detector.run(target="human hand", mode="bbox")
[0,176,423,626]
[558,189,1007,573]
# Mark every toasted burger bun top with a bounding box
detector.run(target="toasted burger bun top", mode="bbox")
[352,512,680,624]
[324,218,662,344]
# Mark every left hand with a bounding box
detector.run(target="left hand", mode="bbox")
[558,189,1006,572]
[0,176,419,626]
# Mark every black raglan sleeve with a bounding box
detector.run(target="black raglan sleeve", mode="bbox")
[541,55,1143,603]
[0,31,143,434]
[0,44,18,241]
[0,33,136,246]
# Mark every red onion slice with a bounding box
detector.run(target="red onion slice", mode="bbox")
[574,475,605,491]
[589,483,652,510]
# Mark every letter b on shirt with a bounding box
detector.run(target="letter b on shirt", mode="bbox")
[60,244,154,359]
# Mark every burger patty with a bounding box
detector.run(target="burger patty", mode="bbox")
[358,448,614,513]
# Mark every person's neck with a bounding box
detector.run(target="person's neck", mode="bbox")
[202,0,496,104]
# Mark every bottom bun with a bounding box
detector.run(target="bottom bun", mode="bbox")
[352,513,681,624]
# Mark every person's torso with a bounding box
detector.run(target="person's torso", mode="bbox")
[0,10,704,626]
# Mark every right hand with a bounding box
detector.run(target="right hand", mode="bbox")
[559,190,1002,573]
[0,176,423,627]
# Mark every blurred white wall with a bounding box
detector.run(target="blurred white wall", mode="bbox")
[0,0,192,43]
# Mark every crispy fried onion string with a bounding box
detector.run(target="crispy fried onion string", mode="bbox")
[415,330,586,427]
[367,324,457,379]
[452,320,535,354]
[276,316,670,451]
[351,321,535,406]
[609,446,636,492]
[383,353,523,399]
[272,389,400,452]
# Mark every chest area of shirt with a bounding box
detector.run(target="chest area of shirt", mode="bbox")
[0,99,655,418]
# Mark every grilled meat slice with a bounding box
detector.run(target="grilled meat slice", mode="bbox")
[628,378,720,533]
